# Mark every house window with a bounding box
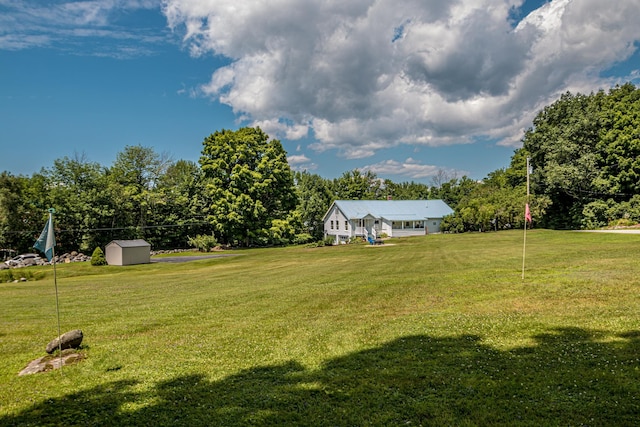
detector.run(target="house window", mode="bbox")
[345,221,348,230]
[330,220,334,230]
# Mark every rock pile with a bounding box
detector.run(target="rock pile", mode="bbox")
[19,329,85,376]
[1,251,90,269]
[52,251,91,264]
[151,248,196,255]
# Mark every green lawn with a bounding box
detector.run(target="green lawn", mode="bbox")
[1,230,639,426]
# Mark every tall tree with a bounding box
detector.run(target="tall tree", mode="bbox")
[41,154,112,252]
[331,169,382,200]
[596,83,640,197]
[199,127,297,246]
[293,171,333,241]
[523,91,604,228]
[431,176,479,209]
[154,160,211,248]
[382,180,431,200]
[107,145,172,242]
[0,172,52,253]
[0,172,27,253]
[523,83,640,228]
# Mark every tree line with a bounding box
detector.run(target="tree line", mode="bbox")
[2,83,639,255]
[0,128,451,254]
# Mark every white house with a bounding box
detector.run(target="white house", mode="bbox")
[105,239,151,266]
[323,200,454,244]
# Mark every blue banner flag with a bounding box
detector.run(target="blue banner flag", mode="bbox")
[34,215,56,261]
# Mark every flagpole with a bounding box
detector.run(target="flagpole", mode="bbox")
[48,209,63,374]
[34,208,63,372]
[522,158,530,280]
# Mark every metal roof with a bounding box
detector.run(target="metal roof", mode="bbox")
[329,200,454,220]
[107,239,151,248]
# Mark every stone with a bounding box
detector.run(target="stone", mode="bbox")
[19,350,84,376]
[46,329,83,354]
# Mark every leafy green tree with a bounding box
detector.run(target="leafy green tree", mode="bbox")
[107,145,172,243]
[154,160,211,248]
[41,154,113,252]
[293,171,333,241]
[439,157,550,233]
[331,169,382,200]
[199,127,297,246]
[382,180,431,200]
[430,176,480,209]
[523,91,604,228]
[0,172,30,252]
[523,83,640,228]
[596,83,640,197]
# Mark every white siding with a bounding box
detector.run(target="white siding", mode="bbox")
[324,206,351,242]
[105,242,122,265]
[105,240,151,266]
[323,200,450,242]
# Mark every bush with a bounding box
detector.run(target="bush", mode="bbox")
[581,200,613,229]
[293,233,314,245]
[608,218,638,228]
[323,236,336,246]
[187,234,219,252]
[90,247,107,266]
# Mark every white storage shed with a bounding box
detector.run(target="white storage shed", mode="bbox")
[105,239,151,266]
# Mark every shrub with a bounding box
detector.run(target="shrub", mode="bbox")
[90,247,107,266]
[323,236,336,246]
[187,234,219,252]
[293,233,314,245]
[608,218,638,228]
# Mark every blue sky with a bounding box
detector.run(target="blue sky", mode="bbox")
[2,0,640,183]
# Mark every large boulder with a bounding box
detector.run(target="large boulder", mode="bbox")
[46,329,83,354]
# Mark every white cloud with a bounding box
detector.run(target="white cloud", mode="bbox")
[251,119,309,141]
[286,154,317,172]
[287,154,310,165]
[362,158,463,180]
[165,0,640,158]
[0,0,167,56]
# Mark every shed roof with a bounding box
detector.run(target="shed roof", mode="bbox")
[107,239,151,248]
[329,200,454,221]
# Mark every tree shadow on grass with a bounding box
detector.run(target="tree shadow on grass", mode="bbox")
[3,328,639,426]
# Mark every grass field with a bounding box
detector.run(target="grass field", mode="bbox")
[1,230,639,426]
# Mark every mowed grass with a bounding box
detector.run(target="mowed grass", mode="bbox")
[1,230,639,426]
